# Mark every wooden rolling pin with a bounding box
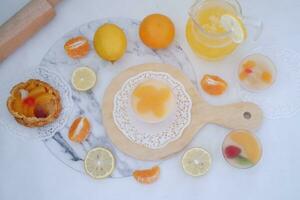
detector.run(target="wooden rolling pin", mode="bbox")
[0,0,61,62]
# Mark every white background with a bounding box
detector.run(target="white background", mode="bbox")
[0,0,300,199]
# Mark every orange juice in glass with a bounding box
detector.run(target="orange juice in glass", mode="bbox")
[186,0,262,61]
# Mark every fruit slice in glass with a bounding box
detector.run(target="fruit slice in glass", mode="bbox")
[238,53,276,91]
[222,130,262,169]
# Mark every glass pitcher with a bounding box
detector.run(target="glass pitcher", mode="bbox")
[186,0,263,61]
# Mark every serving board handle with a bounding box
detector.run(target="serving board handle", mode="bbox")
[199,102,263,131]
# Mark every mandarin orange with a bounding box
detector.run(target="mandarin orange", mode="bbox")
[139,14,175,49]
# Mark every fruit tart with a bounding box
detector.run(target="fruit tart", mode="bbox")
[7,79,62,127]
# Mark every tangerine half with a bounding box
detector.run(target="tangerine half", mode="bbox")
[64,36,90,59]
[68,117,91,142]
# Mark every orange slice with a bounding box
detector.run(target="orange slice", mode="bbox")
[230,130,261,163]
[68,117,91,142]
[133,166,160,184]
[200,74,228,95]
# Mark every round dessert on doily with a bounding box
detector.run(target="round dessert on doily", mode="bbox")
[114,71,192,149]
[237,45,300,119]
[0,67,73,140]
[40,18,197,178]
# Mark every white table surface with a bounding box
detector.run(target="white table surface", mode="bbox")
[0,0,300,199]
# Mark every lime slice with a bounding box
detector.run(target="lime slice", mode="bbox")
[84,147,115,179]
[181,147,211,176]
[71,67,97,91]
[220,14,246,43]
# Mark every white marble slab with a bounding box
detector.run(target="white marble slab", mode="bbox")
[41,18,197,178]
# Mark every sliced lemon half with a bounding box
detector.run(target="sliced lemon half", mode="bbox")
[220,14,246,43]
[71,66,97,91]
[181,147,211,176]
[84,147,115,179]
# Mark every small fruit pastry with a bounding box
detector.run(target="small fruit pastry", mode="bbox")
[200,74,228,95]
[131,79,175,123]
[222,130,262,169]
[133,166,160,184]
[7,79,62,127]
[238,54,276,91]
[64,36,90,59]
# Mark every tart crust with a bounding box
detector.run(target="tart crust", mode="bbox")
[7,79,62,127]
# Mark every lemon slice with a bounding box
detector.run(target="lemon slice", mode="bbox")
[84,147,115,179]
[220,14,246,43]
[181,147,211,176]
[71,67,97,91]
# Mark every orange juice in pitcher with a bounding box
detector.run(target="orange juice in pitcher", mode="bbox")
[186,0,262,61]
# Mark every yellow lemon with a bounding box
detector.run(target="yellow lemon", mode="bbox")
[93,23,127,61]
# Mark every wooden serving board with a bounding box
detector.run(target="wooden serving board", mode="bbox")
[102,63,263,161]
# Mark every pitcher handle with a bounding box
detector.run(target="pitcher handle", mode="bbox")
[243,16,263,41]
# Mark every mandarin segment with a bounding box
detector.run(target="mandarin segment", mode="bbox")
[200,74,228,95]
[133,166,160,184]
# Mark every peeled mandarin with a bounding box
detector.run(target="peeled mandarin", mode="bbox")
[230,130,261,163]
[201,74,228,95]
[68,117,91,142]
[64,36,90,59]
[133,166,160,184]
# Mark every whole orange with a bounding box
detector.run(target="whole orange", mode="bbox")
[139,14,175,49]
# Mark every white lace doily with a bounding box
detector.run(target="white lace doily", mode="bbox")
[0,67,73,140]
[237,46,300,119]
[113,71,192,149]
